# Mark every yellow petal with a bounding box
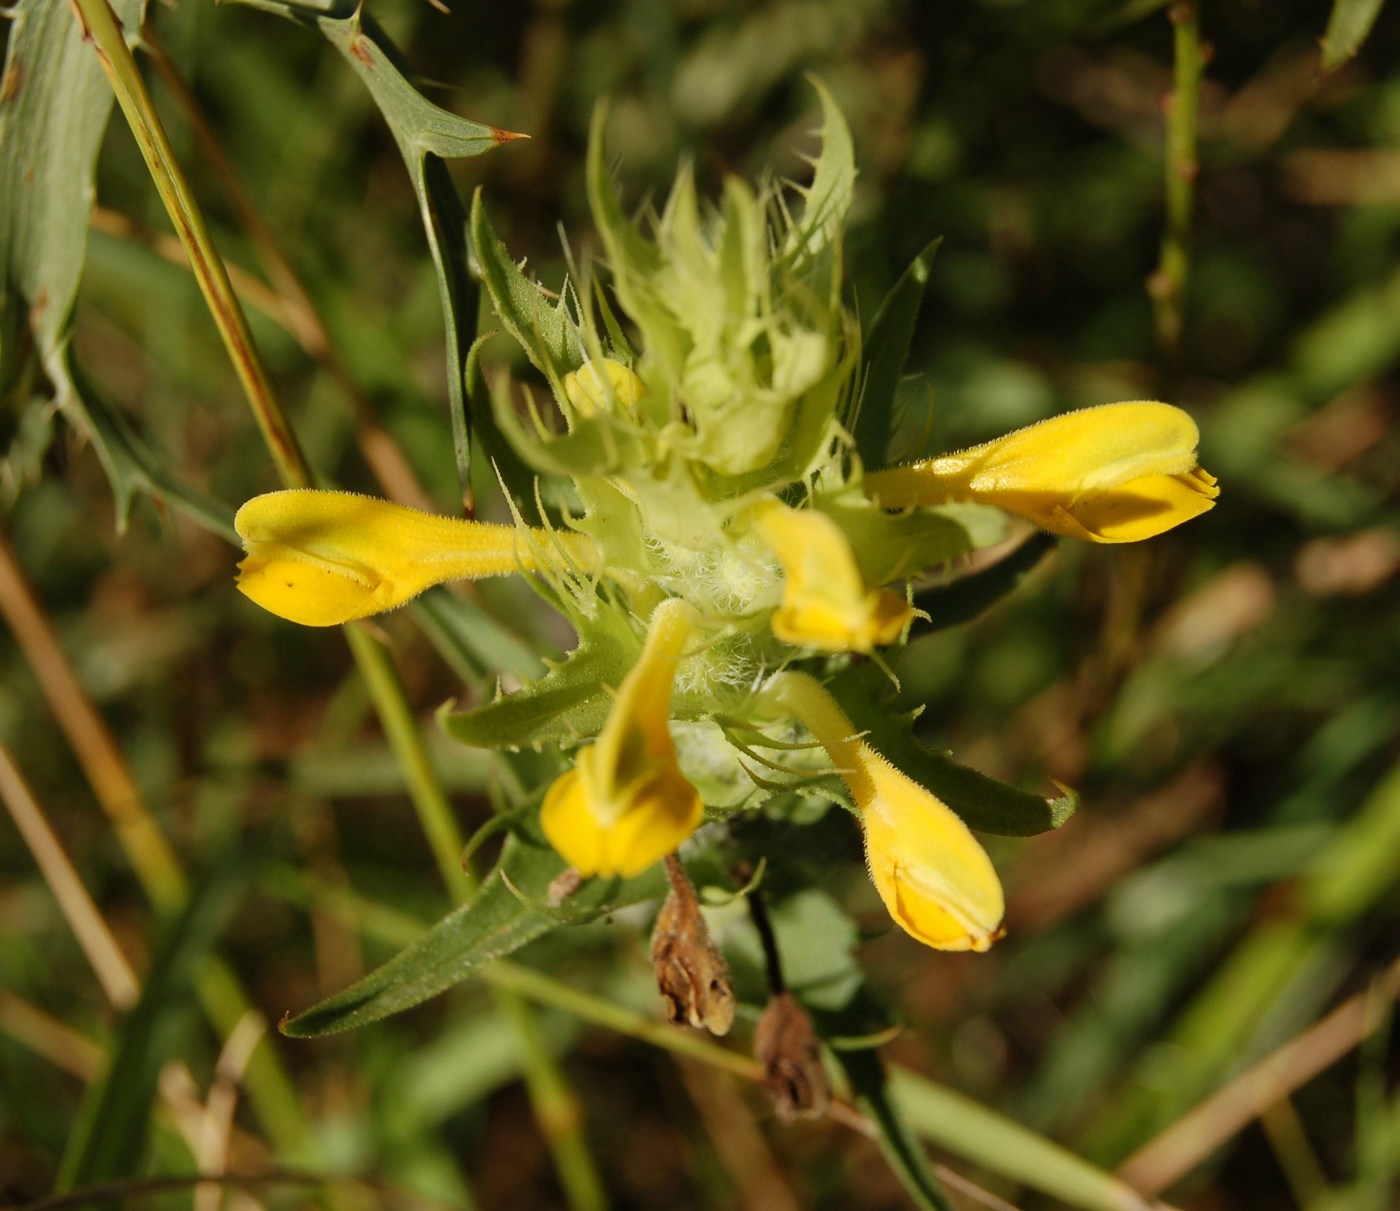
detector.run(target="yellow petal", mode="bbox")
[865,402,1219,544]
[541,754,704,878]
[562,359,646,416]
[857,752,1005,952]
[765,671,1004,952]
[234,489,594,626]
[539,600,706,878]
[751,500,914,652]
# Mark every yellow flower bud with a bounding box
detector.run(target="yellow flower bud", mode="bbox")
[562,358,646,417]
[766,672,1004,951]
[865,401,1219,543]
[750,500,914,653]
[540,599,704,878]
[234,489,593,627]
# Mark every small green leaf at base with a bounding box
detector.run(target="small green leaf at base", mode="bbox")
[281,837,664,1037]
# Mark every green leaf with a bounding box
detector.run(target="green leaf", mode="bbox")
[57,864,245,1193]
[783,77,855,281]
[282,836,664,1037]
[411,584,546,687]
[853,238,942,471]
[469,189,580,379]
[913,531,1058,631]
[832,667,1075,836]
[1320,0,1387,73]
[442,625,635,751]
[0,0,229,532]
[585,104,664,291]
[818,493,1007,586]
[233,0,514,498]
[890,1065,1157,1211]
[813,997,952,1211]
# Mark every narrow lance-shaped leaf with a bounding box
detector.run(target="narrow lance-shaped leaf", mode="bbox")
[852,238,941,471]
[232,0,520,500]
[469,189,580,379]
[814,993,953,1211]
[913,531,1058,632]
[282,836,665,1037]
[831,668,1075,836]
[442,629,635,751]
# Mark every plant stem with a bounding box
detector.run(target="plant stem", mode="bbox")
[68,0,311,489]
[1150,0,1204,355]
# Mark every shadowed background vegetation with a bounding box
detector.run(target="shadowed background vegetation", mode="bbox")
[2,0,1398,1208]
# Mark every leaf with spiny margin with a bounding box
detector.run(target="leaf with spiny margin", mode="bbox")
[783,78,855,281]
[1320,0,1386,73]
[281,834,665,1036]
[852,237,942,471]
[831,665,1076,836]
[232,0,519,500]
[442,625,637,751]
[470,190,580,380]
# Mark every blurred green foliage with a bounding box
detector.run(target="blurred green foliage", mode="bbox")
[3,1,1399,1209]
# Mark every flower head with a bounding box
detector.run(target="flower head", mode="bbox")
[765,672,1004,951]
[540,600,704,878]
[865,402,1219,543]
[234,94,1217,909]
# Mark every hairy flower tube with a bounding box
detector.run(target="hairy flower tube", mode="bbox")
[764,671,1004,951]
[233,90,1219,915]
[234,489,595,626]
[539,600,704,878]
[865,402,1219,543]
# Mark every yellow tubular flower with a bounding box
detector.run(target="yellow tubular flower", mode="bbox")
[540,599,705,878]
[234,489,596,627]
[766,671,1004,952]
[864,402,1219,543]
[750,499,914,653]
[562,358,646,417]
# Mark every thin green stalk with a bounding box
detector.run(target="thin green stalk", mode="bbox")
[71,3,604,1201]
[1150,1,1203,354]
[344,625,610,1211]
[68,0,311,489]
[342,627,475,904]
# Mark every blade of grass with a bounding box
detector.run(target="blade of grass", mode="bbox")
[0,527,314,1158]
[1084,756,1400,1163]
[0,740,140,1010]
[56,864,246,1194]
[1118,956,1400,1194]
